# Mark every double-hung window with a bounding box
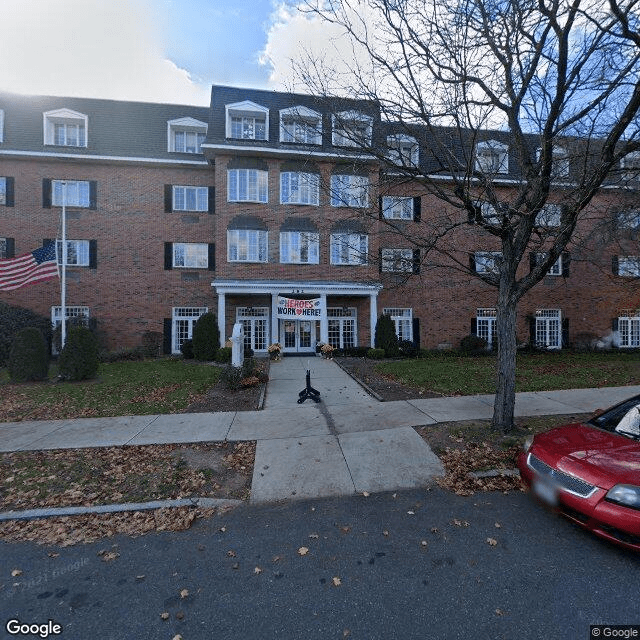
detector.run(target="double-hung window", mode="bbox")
[173,243,209,269]
[173,186,208,211]
[475,308,497,348]
[280,232,319,264]
[474,251,501,274]
[228,169,268,203]
[535,309,562,349]
[227,229,268,263]
[0,177,6,205]
[44,109,88,147]
[332,111,372,147]
[381,196,413,220]
[618,210,640,230]
[57,240,90,266]
[55,123,85,147]
[330,174,369,208]
[475,140,508,174]
[618,314,640,348]
[280,172,319,205]
[330,233,368,265]
[226,101,269,141]
[381,248,414,273]
[618,256,640,277]
[386,135,419,167]
[280,107,322,144]
[535,204,562,227]
[383,308,413,342]
[534,252,563,276]
[52,180,90,207]
[174,130,205,153]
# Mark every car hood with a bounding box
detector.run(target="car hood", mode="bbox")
[531,423,640,489]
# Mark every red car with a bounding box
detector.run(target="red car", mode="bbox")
[518,395,640,552]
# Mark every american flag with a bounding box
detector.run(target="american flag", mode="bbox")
[0,243,59,291]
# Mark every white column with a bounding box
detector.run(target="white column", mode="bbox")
[320,293,328,345]
[271,293,279,344]
[370,292,378,347]
[217,292,226,345]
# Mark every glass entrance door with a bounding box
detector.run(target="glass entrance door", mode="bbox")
[280,320,316,352]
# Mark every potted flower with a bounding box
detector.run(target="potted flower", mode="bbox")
[320,343,335,359]
[268,342,282,361]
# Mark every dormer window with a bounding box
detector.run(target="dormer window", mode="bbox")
[280,106,322,145]
[226,101,269,141]
[43,108,87,147]
[621,151,640,184]
[537,146,570,179]
[475,139,508,174]
[332,111,372,148]
[387,134,419,167]
[168,117,207,153]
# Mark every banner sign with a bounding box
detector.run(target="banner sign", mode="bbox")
[277,296,324,319]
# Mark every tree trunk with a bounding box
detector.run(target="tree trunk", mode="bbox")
[493,287,518,433]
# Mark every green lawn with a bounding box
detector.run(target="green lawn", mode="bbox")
[375,351,640,395]
[0,359,221,422]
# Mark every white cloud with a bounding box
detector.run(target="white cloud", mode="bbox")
[0,0,210,104]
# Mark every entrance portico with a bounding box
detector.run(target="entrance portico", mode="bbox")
[212,279,382,353]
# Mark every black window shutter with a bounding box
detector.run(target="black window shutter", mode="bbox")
[529,252,537,272]
[88,318,98,332]
[43,238,53,247]
[89,240,97,269]
[529,317,536,346]
[469,253,476,272]
[412,248,420,274]
[164,185,173,212]
[378,247,383,273]
[562,252,570,278]
[5,177,14,207]
[89,181,97,209]
[5,237,15,258]
[562,318,569,348]
[413,197,421,222]
[471,317,478,336]
[612,318,619,332]
[612,255,619,275]
[412,317,420,349]
[42,179,52,208]
[208,186,215,214]
[164,243,173,270]
[163,318,172,355]
[378,196,383,219]
[208,243,215,271]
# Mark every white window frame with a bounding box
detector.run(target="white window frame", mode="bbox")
[227,229,268,263]
[330,233,368,265]
[43,108,88,147]
[0,176,6,205]
[56,240,89,266]
[279,231,319,264]
[619,256,640,277]
[618,210,640,229]
[237,307,270,352]
[535,204,562,227]
[172,306,207,354]
[173,186,208,212]
[227,169,268,203]
[52,180,90,208]
[475,140,508,174]
[386,134,419,167]
[0,237,7,259]
[383,307,413,342]
[225,101,269,141]
[475,201,502,225]
[535,309,562,350]
[474,251,501,274]
[167,117,207,153]
[476,308,497,348]
[172,243,209,269]
[535,252,563,276]
[381,248,414,273]
[621,151,640,183]
[619,314,640,348]
[327,307,357,349]
[280,172,320,205]
[330,174,369,208]
[51,306,90,354]
[381,196,413,220]
[279,106,322,145]
[536,146,570,179]
[332,111,372,147]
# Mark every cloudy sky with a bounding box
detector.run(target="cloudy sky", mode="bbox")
[0,0,345,105]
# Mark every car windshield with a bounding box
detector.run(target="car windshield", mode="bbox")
[589,397,640,440]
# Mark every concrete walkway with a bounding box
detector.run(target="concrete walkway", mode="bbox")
[1,356,638,503]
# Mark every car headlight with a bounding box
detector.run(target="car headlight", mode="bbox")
[523,435,534,453]
[605,484,640,510]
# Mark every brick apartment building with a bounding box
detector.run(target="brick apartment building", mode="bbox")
[0,85,639,355]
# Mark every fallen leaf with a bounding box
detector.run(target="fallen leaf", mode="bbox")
[176,611,184,620]
[362,491,370,497]
[495,609,504,616]
[494,522,502,528]
[382,530,389,537]
[227,550,237,558]
[48,553,59,558]
[451,519,469,527]
[172,635,183,640]
[431,527,439,534]
[272,555,283,563]
[11,569,22,577]
[254,566,263,575]
[420,540,428,547]
[160,612,169,621]
[332,577,342,587]
[407,510,415,515]
[308,533,319,539]
[180,588,189,599]
[486,538,498,546]
[298,546,309,556]
[101,551,119,562]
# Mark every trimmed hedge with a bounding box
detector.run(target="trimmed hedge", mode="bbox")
[192,312,220,361]
[8,327,50,382]
[59,326,99,381]
[0,302,51,366]
[375,314,400,358]
[367,348,386,360]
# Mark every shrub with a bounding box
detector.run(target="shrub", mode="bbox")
[215,346,232,363]
[191,313,220,361]
[220,364,244,390]
[398,339,419,358]
[99,347,145,363]
[367,348,386,360]
[8,327,50,382]
[58,326,99,381]
[0,302,51,366]
[374,314,400,358]
[141,331,163,358]
[181,339,194,360]
[343,346,370,358]
[460,334,489,356]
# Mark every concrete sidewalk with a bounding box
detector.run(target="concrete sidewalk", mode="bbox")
[1,356,638,504]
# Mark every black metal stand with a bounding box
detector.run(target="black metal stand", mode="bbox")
[297,369,321,403]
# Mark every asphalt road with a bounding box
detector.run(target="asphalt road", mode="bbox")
[1,487,639,640]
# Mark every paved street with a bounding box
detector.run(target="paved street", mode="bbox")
[2,488,639,640]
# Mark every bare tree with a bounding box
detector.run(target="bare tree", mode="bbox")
[294,0,640,431]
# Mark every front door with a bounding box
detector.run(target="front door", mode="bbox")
[281,320,316,353]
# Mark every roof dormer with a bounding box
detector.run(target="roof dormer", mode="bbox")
[43,108,88,147]
[225,100,269,141]
[168,117,208,153]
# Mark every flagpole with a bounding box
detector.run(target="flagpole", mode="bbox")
[61,181,67,350]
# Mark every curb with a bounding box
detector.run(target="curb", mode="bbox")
[0,497,242,522]
[333,359,384,402]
